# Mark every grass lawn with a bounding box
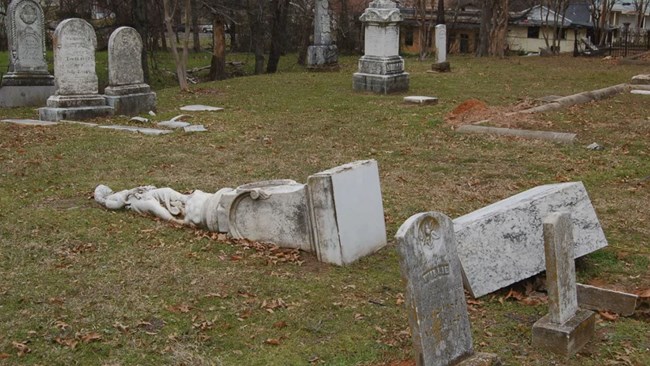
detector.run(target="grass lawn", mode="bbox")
[0,52,648,365]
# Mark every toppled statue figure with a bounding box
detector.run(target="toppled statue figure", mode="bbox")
[94,184,232,230]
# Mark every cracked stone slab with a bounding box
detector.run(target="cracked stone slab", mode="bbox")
[98,125,172,135]
[59,120,98,127]
[2,119,58,126]
[404,96,438,105]
[180,104,224,112]
[157,120,191,129]
[630,89,650,95]
[453,182,608,298]
[184,125,208,132]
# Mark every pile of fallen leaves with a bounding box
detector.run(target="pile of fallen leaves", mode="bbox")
[194,230,304,265]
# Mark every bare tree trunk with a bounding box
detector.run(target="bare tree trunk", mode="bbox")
[488,0,508,57]
[163,0,189,91]
[191,0,201,52]
[477,0,492,56]
[436,0,445,25]
[248,0,266,74]
[267,0,288,73]
[134,0,150,83]
[209,14,227,80]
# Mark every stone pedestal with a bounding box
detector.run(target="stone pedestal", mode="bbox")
[353,0,409,94]
[0,84,56,107]
[532,309,596,357]
[104,83,156,116]
[39,94,114,121]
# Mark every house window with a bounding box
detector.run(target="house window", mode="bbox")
[527,26,540,39]
[555,28,567,40]
[405,28,414,47]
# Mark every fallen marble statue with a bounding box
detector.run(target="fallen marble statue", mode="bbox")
[94,184,232,230]
[93,160,387,266]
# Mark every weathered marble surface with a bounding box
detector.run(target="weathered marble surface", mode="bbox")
[543,213,579,324]
[180,105,224,112]
[532,309,595,357]
[353,0,409,94]
[404,96,438,105]
[631,74,650,85]
[157,120,190,129]
[396,212,474,365]
[630,89,650,95]
[2,0,53,86]
[183,125,207,132]
[1,118,57,126]
[453,182,608,298]
[308,160,387,265]
[307,0,338,67]
[577,283,638,316]
[435,24,447,64]
[97,125,172,136]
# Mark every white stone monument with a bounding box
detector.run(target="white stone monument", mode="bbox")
[39,18,113,121]
[95,160,387,266]
[353,0,409,94]
[104,27,156,116]
[432,24,450,72]
[307,0,338,69]
[396,211,500,366]
[0,0,55,107]
[532,212,595,357]
[453,182,608,298]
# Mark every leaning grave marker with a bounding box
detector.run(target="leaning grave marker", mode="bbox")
[453,181,608,298]
[396,211,500,366]
[532,212,595,357]
[39,18,114,121]
[0,0,55,107]
[104,26,156,116]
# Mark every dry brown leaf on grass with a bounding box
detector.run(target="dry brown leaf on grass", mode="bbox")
[599,311,619,321]
[636,288,650,299]
[167,303,192,313]
[54,337,78,349]
[11,341,30,356]
[273,321,287,328]
[0,353,10,359]
[264,338,281,346]
[79,332,102,343]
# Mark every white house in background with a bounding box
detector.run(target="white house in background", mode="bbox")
[507,5,590,53]
[608,2,650,29]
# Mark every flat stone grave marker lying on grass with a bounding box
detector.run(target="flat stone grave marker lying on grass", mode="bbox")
[396,211,501,366]
[104,26,156,116]
[404,96,438,105]
[130,117,149,123]
[353,0,409,94]
[0,0,55,107]
[180,105,224,112]
[39,18,113,121]
[2,118,57,126]
[453,181,608,298]
[631,74,650,85]
[576,284,639,316]
[532,212,595,357]
[95,160,387,266]
[183,125,207,132]
[456,125,577,144]
[98,125,172,136]
[157,120,190,129]
[630,89,650,95]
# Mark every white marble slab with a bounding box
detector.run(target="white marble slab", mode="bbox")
[1,119,58,126]
[180,105,224,112]
[184,125,207,132]
[157,121,190,129]
[98,125,172,135]
[404,96,438,105]
[453,182,608,298]
[630,89,650,95]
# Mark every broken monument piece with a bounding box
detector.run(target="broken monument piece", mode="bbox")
[104,26,156,116]
[95,160,387,266]
[353,0,409,94]
[453,181,608,298]
[0,0,55,107]
[39,18,114,121]
[532,212,595,357]
[396,211,500,366]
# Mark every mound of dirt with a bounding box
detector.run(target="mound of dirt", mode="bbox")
[444,98,543,129]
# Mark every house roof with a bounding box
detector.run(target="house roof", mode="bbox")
[511,5,573,28]
[611,2,650,16]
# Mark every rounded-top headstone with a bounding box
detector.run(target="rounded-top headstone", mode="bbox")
[6,0,48,73]
[52,18,98,96]
[108,26,144,86]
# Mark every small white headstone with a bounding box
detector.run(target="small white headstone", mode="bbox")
[52,18,98,95]
[435,24,447,64]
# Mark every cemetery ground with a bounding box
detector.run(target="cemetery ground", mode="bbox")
[0,53,649,365]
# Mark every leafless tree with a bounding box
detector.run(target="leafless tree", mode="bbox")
[539,0,569,54]
[163,0,192,91]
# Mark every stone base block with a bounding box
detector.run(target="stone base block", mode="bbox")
[432,61,451,72]
[532,309,595,357]
[1,73,54,87]
[46,94,107,108]
[39,105,114,122]
[358,55,404,75]
[0,85,57,107]
[105,91,157,116]
[631,74,650,85]
[457,353,502,366]
[353,72,409,94]
[307,45,338,68]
